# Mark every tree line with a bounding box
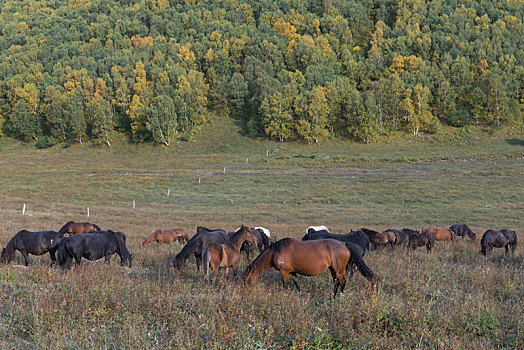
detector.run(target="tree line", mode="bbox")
[0,0,522,145]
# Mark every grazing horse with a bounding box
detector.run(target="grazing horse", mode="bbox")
[407,231,435,253]
[480,229,517,256]
[1,230,63,266]
[306,225,329,235]
[449,224,476,241]
[301,229,371,275]
[58,221,102,235]
[384,229,419,249]
[57,230,132,269]
[203,225,257,281]
[143,228,189,246]
[243,238,380,298]
[425,227,456,242]
[174,227,229,271]
[233,226,271,260]
[361,228,396,250]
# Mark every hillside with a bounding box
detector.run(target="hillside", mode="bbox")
[0,0,523,146]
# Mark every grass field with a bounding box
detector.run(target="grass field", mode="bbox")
[0,118,523,349]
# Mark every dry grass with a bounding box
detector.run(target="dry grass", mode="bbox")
[0,120,523,348]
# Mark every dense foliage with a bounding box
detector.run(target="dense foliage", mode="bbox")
[0,0,523,144]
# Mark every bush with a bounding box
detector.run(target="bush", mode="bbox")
[35,135,58,149]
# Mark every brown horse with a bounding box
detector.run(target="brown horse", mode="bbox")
[58,221,101,235]
[407,231,435,253]
[361,228,396,250]
[424,227,456,242]
[143,229,189,246]
[202,225,256,281]
[243,238,380,298]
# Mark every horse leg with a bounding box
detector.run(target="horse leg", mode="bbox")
[105,254,112,264]
[279,270,290,289]
[195,253,202,272]
[329,268,341,298]
[49,248,57,267]
[289,273,301,292]
[20,249,30,266]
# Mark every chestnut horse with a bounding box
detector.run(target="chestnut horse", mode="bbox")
[424,227,456,242]
[202,225,256,281]
[143,229,189,246]
[361,228,396,250]
[58,221,101,235]
[243,238,380,298]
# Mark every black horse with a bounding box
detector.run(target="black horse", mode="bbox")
[480,229,517,256]
[1,230,63,266]
[407,230,435,253]
[449,224,476,241]
[57,230,132,269]
[301,230,371,276]
[174,227,230,271]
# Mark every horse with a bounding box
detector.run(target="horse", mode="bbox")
[407,231,435,253]
[480,229,517,256]
[306,225,329,235]
[57,230,132,269]
[143,228,189,246]
[175,226,253,271]
[233,226,271,260]
[1,230,63,266]
[302,229,370,255]
[361,228,396,250]
[424,227,456,242]
[449,224,476,241]
[243,238,380,298]
[301,230,371,276]
[58,221,102,235]
[384,229,420,249]
[203,225,257,281]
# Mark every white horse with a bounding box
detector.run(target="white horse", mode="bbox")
[306,225,330,235]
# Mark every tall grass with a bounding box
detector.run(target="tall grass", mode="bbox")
[0,121,523,348]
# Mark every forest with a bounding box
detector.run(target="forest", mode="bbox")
[0,0,523,145]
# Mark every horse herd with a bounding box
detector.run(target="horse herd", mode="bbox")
[0,221,518,298]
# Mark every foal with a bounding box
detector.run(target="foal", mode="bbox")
[202,225,256,281]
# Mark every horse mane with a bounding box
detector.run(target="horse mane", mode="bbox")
[1,230,24,262]
[229,226,248,244]
[269,238,295,254]
[175,234,200,261]
[58,221,74,235]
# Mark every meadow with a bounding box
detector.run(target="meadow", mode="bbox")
[0,119,523,349]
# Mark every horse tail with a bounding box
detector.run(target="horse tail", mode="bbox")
[92,224,102,232]
[260,230,270,250]
[112,232,131,266]
[57,237,68,266]
[347,243,381,284]
[202,247,210,278]
[1,231,22,263]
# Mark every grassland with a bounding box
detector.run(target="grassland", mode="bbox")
[0,118,523,349]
